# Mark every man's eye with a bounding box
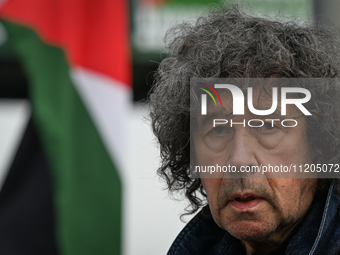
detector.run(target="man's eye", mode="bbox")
[259,122,277,131]
[210,126,229,135]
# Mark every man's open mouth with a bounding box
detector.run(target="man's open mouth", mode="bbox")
[235,196,256,202]
[228,194,263,211]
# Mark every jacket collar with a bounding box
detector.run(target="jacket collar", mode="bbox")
[296,183,340,255]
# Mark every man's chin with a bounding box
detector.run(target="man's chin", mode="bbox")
[224,220,277,241]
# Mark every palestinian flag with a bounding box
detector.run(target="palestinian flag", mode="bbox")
[0,0,131,254]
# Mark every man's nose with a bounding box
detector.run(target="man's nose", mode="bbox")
[228,131,258,169]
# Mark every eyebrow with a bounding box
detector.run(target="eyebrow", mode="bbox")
[199,111,233,128]
[270,107,281,116]
[248,100,283,118]
[250,108,282,119]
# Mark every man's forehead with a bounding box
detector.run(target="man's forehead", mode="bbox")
[205,88,284,113]
[217,87,283,107]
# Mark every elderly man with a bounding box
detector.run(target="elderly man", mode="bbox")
[149,5,340,255]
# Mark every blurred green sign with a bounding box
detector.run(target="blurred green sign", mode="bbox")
[132,0,312,57]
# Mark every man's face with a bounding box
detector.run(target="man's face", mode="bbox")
[193,88,317,244]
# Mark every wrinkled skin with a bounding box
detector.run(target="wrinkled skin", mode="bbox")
[193,90,317,254]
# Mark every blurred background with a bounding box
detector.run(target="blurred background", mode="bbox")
[0,0,339,254]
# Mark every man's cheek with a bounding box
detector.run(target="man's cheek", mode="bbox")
[202,180,223,213]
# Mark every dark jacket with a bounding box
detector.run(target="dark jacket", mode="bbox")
[168,184,340,255]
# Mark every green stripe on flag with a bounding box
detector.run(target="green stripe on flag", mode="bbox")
[2,21,122,255]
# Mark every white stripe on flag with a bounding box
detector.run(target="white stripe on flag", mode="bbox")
[70,66,131,181]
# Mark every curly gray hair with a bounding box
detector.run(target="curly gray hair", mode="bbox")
[149,4,340,215]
